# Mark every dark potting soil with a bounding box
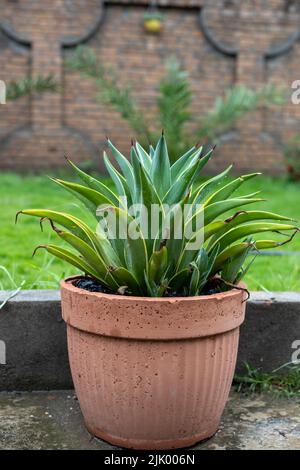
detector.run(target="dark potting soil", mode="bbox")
[75,277,222,297]
[76,278,115,294]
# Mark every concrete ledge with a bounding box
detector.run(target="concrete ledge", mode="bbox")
[237,291,300,373]
[0,290,299,391]
[0,290,71,391]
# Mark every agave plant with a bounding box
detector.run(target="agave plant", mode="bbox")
[17,135,298,297]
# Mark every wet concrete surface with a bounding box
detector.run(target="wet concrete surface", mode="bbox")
[0,390,299,450]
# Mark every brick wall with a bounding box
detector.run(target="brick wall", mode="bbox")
[0,0,299,173]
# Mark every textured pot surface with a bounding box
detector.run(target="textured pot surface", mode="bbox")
[61,276,246,450]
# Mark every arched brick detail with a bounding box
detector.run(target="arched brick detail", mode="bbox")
[197,0,300,173]
[0,0,300,172]
[0,0,104,169]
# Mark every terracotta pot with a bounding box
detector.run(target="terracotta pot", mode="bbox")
[61,276,246,450]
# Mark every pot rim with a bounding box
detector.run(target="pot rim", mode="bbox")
[61,275,247,339]
[61,275,247,303]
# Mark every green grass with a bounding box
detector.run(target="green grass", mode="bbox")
[0,172,299,291]
[234,363,300,398]
[0,173,77,290]
[234,175,300,291]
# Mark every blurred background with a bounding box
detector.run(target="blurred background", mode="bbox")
[0,0,300,291]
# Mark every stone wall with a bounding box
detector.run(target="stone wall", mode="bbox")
[0,0,300,172]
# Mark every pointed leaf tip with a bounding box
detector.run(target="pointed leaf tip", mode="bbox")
[43,217,62,234]
[15,210,23,224]
[39,217,47,232]
[32,245,47,258]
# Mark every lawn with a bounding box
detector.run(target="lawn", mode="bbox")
[0,172,300,291]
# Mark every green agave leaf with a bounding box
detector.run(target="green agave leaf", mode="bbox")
[149,145,155,159]
[34,244,104,283]
[235,191,261,199]
[206,243,220,275]
[144,273,156,296]
[130,145,143,204]
[169,268,190,291]
[208,210,294,248]
[140,158,162,209]
[204,220,225,241]
[107,207,148,287]
[138,160,164,250]
[106,139,135,190]
[212,237,292,276]
[176,248,198,273]
[205,173,261,206]
[191,165,232,206]
[177,218,218,274]
[157,281,170,297]
[189,262,200,296]
[194,247,208,271]
[204,198,263,226]
[221,239,253,284]
[18,209,90,242]
[163,147,213,205]
[149,246,168,284]
[212,242,254,274]
[131,145,164,223]
[183,198,263,251]
[150,134,171,198]
[192,244,219,293]
[19,208,99,254]
[103,151,130,205]
[159,191,192,273]
[192,249,208,294]
[66,158,119,206]
[95,205,127,266]
[177,230,218,275]
[124,241,147,289]
[209,222,298,254]
[182,202,275,267]
[51,228,118,289]
[18,208,122,268]
[134,141,152,174]
[234,254,257,284]
[51,178,114,216]
[144,272,168,297]
[111,267,141,294]
[170,144,201,182]
[173,195,208,272]
[255,239,295,249]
